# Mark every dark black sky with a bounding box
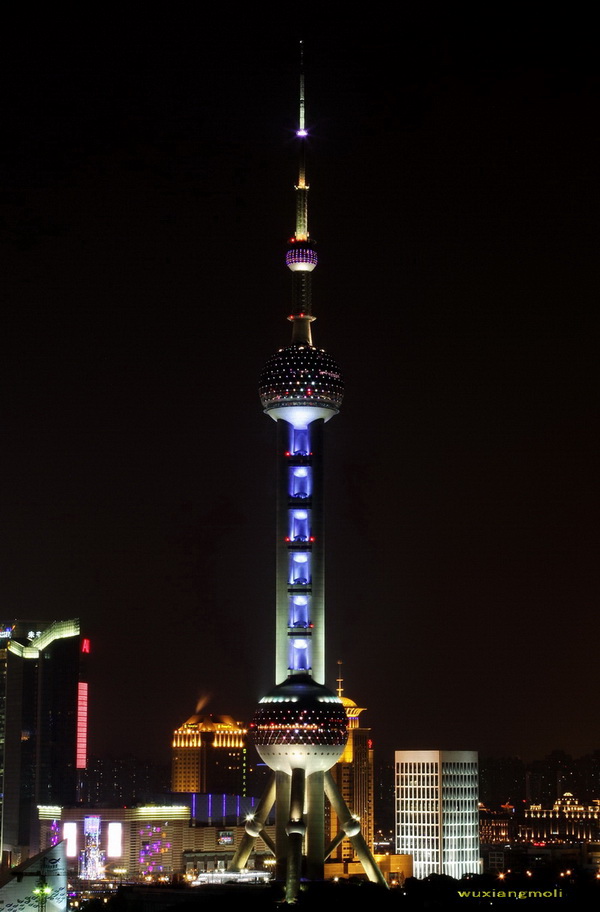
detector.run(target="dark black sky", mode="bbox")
[1,16,598,766]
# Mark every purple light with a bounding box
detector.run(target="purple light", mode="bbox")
[296,129,308,137]
[286,248,318,268]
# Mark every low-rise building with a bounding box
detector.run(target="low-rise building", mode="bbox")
[521,792,600,843]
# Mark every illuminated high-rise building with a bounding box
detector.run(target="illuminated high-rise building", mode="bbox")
[328,666,375,862]
[171,712,248,795]
[0,619,89,866]
[395,750,480,879]
[229,44,385,900]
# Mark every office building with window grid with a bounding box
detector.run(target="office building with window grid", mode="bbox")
[395,749,480,879]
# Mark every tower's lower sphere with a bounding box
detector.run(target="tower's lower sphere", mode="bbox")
[250,675,348,775]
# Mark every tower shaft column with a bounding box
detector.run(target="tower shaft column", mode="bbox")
[275,418,325,684]
[305,770,325,880]
[275,420,290,684]
[275,770,290,882]
[309,419,325,684]
[285,767,306,900]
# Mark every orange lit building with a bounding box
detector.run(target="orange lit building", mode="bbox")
[328,668,374,860]
[171,713,248,795]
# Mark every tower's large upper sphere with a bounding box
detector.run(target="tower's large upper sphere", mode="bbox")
[259,344,344,414]
[250,675,348,775]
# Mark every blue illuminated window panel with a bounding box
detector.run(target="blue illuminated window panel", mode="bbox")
[289,466,312,499]
[289,552,311,586]
[289,637,310,672]
[288,508,311,540]
[289,594,310,627]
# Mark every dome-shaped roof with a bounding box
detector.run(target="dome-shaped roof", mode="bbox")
[259,344,343,413]
[180,713,241,732]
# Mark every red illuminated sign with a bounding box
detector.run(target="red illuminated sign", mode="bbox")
[77,682,88,769]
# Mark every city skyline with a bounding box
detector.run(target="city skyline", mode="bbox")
[1,22,597,767]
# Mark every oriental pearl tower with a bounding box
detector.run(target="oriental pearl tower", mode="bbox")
[229,45,386,901]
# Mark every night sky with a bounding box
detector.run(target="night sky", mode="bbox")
[1,17,597,767]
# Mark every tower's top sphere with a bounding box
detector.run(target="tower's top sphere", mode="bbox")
[259,344,344,416]
[250,675,348,775]
[286,238,318,272]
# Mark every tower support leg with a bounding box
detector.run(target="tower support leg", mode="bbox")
[228,773,276,872]
[324,771,388,888]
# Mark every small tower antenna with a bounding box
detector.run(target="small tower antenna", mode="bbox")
[337,659,344,699]
[298,39,306,137]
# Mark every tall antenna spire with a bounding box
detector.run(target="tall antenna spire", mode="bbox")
[286,40,317,345]
[295,40,308,240]
[298,40,306,135]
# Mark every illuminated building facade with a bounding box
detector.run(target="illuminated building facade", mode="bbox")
[171,713,247,795]
[395,750,480,879]
[0,619,89,866]
[39,806,191,879]
[38,805,276,879]
[328,668,375,861]
[521,792,600,843]
[478,806,516,845]
[79,815,105,881]
[229,45,385,900]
